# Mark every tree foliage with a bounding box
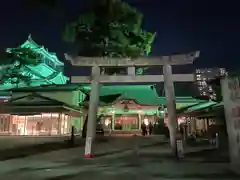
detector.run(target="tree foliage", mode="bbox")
[195,77,223,102]
[0,48,41,87]
[63,0,156,74]
[63,0,155,57]
[208,77,223,102]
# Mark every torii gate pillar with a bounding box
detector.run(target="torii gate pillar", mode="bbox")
[163,63,178,155]
[84,66,100,158]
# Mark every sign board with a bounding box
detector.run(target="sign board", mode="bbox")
[221,76,240,171]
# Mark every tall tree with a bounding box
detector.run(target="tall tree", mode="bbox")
[0,48,41,87]
[63,0,156,56]
[62,0,156,74]
[208,77,223,102]
[195,76,225,102]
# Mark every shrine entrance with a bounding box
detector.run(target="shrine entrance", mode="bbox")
[65,51,200,157]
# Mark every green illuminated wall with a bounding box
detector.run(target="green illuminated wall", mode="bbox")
[0,35,69,90]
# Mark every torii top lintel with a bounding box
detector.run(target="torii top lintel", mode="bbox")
[64,51,200,67]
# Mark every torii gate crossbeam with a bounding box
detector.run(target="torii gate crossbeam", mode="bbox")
[70,74,194,83]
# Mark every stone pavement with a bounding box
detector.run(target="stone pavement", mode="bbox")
[0,136,238,180]
[0,135,70,150]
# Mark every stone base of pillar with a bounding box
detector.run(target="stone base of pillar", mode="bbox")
[84,154,94,158]
[84,136,94,158]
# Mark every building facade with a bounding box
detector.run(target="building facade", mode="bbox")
[0,35,69,90]
[0,83,210,136]
[88,85,205,133]
[195,68,227,99]
[0,85,84,135]
[99,99,161,132]
[0,113,72,136]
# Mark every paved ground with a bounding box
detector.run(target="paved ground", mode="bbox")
[0,135,71,150]
[0,136,238,180]
[0,136,86,160]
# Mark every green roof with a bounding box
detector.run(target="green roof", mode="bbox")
[82,85,161,105]
[176,103,201,114]
[1,93,81,114]
[9,84,82,92]
[158,96,206,104]
[183,101,217,113]
[19,35,64,65]
[9,83,201,106]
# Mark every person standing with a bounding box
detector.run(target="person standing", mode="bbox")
[148,122,153,135]
[141,123,147,136]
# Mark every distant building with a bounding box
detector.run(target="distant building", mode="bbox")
[195,68,227,99]
[0,35,69,90]
[0,84,206,135]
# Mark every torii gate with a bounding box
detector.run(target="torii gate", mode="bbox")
[65,51,200,158]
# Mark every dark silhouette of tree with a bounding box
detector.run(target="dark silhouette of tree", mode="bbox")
[208,76,224,102]
[194,76,225,102]
[62,0,156,74]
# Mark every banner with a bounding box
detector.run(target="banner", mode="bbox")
[221,76,240,170]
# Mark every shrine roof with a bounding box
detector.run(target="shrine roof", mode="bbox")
[9,83,200,106]
[158,96,205,104]
[9,84,83,92]
[82,85,161,105]
[0,93,81,114]
[179,101,218,115]
[186,101,217,112]
[9,35,64,65]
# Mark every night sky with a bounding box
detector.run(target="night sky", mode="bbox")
[0,0,239,76]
